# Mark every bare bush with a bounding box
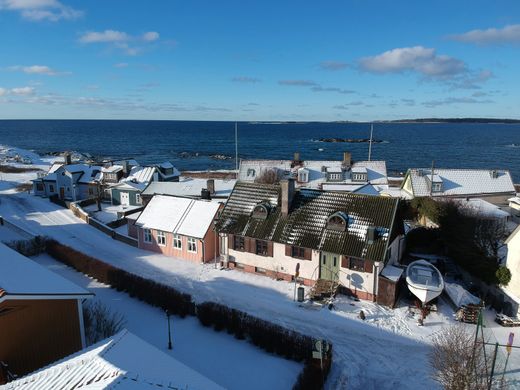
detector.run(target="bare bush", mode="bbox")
[83,300,126,346]
[430,325,489,390]
[255,169,280,184]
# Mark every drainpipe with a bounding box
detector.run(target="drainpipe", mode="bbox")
[373,261,381,301]
[201,239,205,263]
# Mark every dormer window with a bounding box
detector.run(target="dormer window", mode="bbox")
[326,211,348,232]
[351,167,368,182]
[252,203,271,220]
[247,168,256,178]
[427,174,443,193]
[297,168,309,183]
[326,167,343,182]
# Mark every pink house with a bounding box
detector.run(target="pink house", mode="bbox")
[134,195,221,263]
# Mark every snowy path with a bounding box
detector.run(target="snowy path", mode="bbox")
[0,190,439,389]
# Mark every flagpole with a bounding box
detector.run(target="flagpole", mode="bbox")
[235,122,238,171]
[368,124,373,161]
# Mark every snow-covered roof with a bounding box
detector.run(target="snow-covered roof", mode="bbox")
[380,264,404,282]
[48,162,64,174]
[142,178,236,199]
[321,183,381,196]
[77,165,102,184]
[238,158,388,187]
[112,166,157,191]
[4,329,224,390]
[450,198,510,219]
[351,166,367,174]
[509,196,520,206]
[0,243,92,300]
[135,195,221,238]
[159,161,173,169]
[102,165,124,173]
[403,168,515,197]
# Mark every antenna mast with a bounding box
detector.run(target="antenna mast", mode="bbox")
[430,160,435,196]
[368,123,373,161]
[235,122,238,171]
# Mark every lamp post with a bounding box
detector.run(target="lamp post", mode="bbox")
[166,309,172,350]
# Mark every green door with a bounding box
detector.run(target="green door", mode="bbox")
[320,252,340,281]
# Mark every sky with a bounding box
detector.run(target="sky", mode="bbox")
[0,0,519,121]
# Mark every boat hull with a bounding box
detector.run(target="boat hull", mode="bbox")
[406,260,444,304]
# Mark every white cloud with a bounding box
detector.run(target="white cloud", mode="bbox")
[79,30,129,43]
[422,96,494,107]
[113,62,129,68]
[232,76,261,83]
[8,64,64,75]
[79,30,160,56]
[449,24,520,45]
[359,46,465,78]
[0,86,36,96]
[142,31,159,42]
[0,0,83,21]
[278,80,318,86]
[319,61,349,71]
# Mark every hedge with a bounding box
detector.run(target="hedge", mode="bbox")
[44,239,333,389]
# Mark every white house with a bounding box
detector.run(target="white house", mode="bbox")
[401,168,516,205]
[216,180,405,304]
[238,152,388,193]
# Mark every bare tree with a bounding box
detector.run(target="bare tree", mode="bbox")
[83,300,126,346]
[429,325,489,390]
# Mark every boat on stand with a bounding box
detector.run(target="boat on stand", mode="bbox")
[406,259,444,304]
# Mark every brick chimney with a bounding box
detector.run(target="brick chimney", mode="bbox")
[280,178,295,216]
[342,151,352,167]
[64,152,72,165]
[207,179,215,195]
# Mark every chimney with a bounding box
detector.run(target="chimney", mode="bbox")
[207,179,215,195]
[280,179,295,216]
[293,152,300,162]
[201,188,211,200]
[64,152,72,165]
[342,152,352,167]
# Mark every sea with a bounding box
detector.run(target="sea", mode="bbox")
[0,120,519,181]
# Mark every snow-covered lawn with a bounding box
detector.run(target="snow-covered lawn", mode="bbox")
[33,253,301,390]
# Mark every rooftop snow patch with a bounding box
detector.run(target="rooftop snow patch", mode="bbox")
[0,243,92,300]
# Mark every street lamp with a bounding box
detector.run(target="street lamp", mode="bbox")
[166,309,172,350]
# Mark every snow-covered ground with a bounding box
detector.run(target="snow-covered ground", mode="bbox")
[83,203,141,224]
[2,146,519,389]
[33,253,301,390]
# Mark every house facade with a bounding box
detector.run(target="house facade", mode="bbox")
[0,243,92,382]
[216,180,404,302]
[134,195,221,263]
[32,163,101,201]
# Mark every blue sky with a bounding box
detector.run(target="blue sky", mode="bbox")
[0,0,519,121]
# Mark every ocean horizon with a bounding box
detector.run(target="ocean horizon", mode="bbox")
[1,119,519,181]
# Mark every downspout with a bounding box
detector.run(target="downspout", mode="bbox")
[201,239,205,263]
[77,299,87,348]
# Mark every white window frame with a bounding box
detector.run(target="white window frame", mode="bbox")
[187,237,197,253]
[143,228,152,243]
[136,193,142,205]
[173,234,182,249]
[157,230,166,246]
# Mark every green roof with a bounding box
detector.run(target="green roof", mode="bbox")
[216,182,400,262]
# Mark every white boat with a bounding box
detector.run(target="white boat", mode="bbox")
[406,260,444,304]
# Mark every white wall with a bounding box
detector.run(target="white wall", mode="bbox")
[337,262,378,298]
[227,241,320,280]
[506,230,520,299]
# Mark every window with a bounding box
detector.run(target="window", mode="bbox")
[136,194,142,205]
[157,231,166,246]
[144,228,152,243]
[432,183,442,192]
[234,236,245,251]
[252,204,269,220]
[88,187,94,196]
[36,183,44,191]
[292,246,305,259]
[247,168,256,177]
[49,184,55,192]
[173,234,182,249]
[256,240,268,256]
[349,258,364,271]
[298,169,309,183]
[188,237,197,253]
[327,212,348,232]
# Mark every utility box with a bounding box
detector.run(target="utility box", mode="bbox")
[297,287,305,302]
